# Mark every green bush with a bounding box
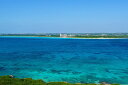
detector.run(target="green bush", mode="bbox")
[0,75,120,85]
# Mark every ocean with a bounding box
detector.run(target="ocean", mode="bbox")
[0,36,128,84]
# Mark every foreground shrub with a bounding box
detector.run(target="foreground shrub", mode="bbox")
[0,75,120,85]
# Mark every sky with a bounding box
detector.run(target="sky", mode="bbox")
[0,0,128,33]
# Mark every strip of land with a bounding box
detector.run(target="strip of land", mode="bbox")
[0,33,128,39]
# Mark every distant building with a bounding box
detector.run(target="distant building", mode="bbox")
[60,33,68,38]
[101,34,107,36]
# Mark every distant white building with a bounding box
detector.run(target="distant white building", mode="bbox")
[60,33,68,38]
[101,34,107,36]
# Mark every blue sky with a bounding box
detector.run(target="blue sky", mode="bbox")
[0,0,128,33]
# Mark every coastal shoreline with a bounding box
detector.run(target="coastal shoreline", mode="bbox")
[0,36,127,39]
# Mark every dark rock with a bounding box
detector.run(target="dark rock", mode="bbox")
[9,75,14,78]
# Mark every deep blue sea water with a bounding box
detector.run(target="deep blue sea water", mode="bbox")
[0,36,128,84]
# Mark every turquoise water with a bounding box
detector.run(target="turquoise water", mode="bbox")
[0,36,128,84]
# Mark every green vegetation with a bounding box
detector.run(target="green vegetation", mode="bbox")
[0,33,128,38]
[71,35,128,38]
[0,75,120,85]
